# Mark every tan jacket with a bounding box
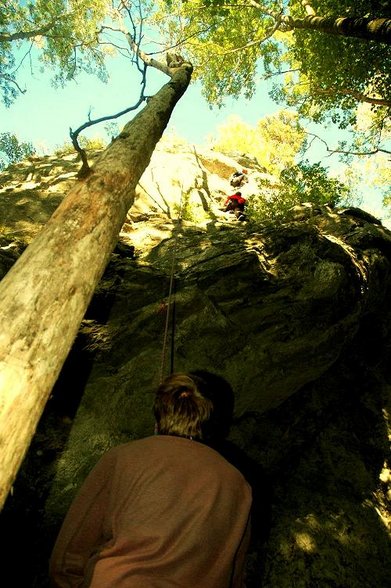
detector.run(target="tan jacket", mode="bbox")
[50,435,252,587]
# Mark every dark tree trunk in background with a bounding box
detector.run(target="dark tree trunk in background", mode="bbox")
[283,15,391,44]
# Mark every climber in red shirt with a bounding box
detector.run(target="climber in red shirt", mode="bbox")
[224,191,247,221]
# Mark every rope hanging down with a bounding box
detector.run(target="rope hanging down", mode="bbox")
[159,194,183,383]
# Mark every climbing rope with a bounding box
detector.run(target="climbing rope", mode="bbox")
[159,193,183,383]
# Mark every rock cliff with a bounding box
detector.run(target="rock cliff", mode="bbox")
[0,140,390,587]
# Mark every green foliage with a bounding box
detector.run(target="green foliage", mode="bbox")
[54,136,106,156]
[383,191,391,216]
[157,0,391,153]
[280,161,354,207]
[0,0,111,106]
[274,0,391,130]
[246,160,355,223]
[0,132,35,170]
[209,109,358,223]
[210,110,306,175]
[154,0,276,106]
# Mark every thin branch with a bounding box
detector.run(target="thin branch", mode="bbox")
[247,0,282,20]
[131,3,146,74]
[99,40,132,60]
[145,24,217,56]
[262,68,300,80]
[218,16,282,55]
[125,32,173,76]
[0,41,33,97]
[314,87,391,107]
[12,43,34,75]
[70,63,148,178]
[306,131,391,156]
[98,29,132,60]
[1,74,26,95]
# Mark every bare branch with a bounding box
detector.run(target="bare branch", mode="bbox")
[314,87,391,107]
[11,42,34,76]
[125,32,173,76]
[306,131,391,156]
[70,63,148,178]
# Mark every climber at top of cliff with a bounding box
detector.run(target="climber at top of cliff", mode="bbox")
[230,169,248,188]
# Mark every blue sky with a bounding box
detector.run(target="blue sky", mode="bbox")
[0,52,281,150]
[0,46,389,224]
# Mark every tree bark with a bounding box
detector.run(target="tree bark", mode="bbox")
[282,15,391,44]
[0,63,192,509]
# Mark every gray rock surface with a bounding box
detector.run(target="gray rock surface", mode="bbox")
[1,143,390,587]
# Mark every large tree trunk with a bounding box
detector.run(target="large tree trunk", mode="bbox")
[282,15,391,44]
[0,64,192,509]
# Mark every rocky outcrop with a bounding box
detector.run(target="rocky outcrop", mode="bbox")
[0,143,390,587]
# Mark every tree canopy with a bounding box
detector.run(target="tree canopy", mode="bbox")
[210,110,306,174]
[2,1,390,157]
[155,0,390,154]
[0,131,35,170]
[0,0,111,106]
[274,1,391,130]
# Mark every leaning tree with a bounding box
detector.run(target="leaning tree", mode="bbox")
[0,2,193,508]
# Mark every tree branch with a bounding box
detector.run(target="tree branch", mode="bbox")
[247,0,281,20]
[280,15,391,44]
[306,131,391,156]
[314,86,391,107]
[145,24,217,57]
[70,64,148,178]
[125,32,173,76]
[0,18,58,42]
[70,24,192,177]
[1,74,26,96]
[217,16,282,55]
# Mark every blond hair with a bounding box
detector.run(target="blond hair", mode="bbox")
[154,373,213,440]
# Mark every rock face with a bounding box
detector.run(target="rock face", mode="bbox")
[0,142,390,587]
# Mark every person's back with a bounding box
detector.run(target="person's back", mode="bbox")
[49,373,252,588]
[230,170,248,188]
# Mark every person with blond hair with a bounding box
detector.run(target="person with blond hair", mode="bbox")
[49,372,252,587]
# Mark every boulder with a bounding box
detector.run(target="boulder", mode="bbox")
[0,143,390,587]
